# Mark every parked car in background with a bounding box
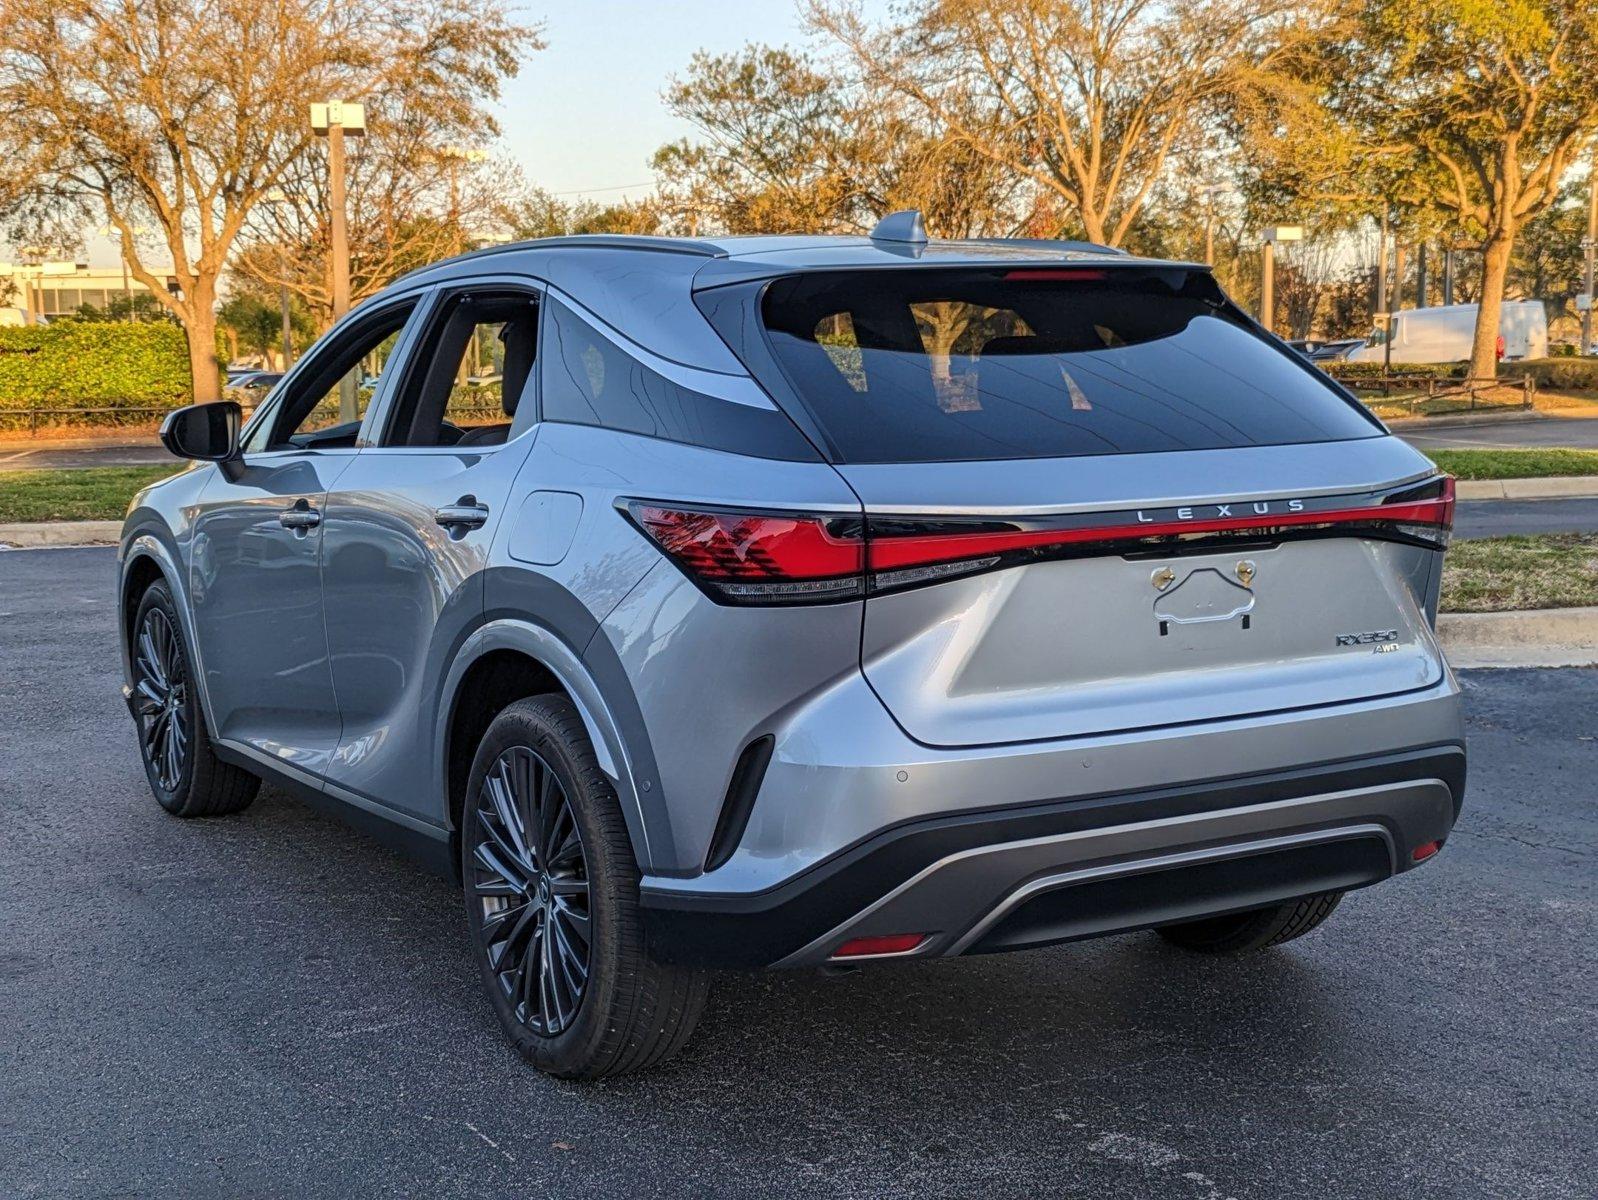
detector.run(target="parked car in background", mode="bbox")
[120,215,1464,1079]
[1346,301,1547,365]
[1288,338,1366,363]
[224,371,282,403]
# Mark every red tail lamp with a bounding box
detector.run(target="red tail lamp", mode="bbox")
[1411,841,1441,863]
[831,933,927,959]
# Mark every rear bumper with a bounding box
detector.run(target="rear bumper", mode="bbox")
[640,745,1464,968]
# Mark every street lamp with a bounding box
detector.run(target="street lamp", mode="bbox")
[311,101,366,421]
[1260,225,1303,334]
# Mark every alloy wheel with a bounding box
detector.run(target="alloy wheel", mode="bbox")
[471,745,592,1036]
[133,607,188,792]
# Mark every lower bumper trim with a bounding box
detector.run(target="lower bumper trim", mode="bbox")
[640,745,1464,969]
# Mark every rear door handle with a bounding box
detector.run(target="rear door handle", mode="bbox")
[279,501,322,531]
[435,496,490,532]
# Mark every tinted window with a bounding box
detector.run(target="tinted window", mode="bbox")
[540,297,818,461]
[757,269,1377,463]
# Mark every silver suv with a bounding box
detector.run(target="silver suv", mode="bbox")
[120,215,1464,1078]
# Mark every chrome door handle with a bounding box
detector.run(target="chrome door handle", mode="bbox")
[435,496,490,532]
[279,502,322,530]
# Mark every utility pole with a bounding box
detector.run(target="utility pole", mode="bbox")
[1443,248,1455,305]
[1198,183,1227,266]
[1416,243,1428,309]
[264,189,295,369]
[1582,149,1596,356]
[311,102,366,420]
[1375,209,1389,321]
[1391,241,1406,315]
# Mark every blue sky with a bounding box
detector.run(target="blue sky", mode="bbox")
[497,0,890,200]
[65,1,880,267]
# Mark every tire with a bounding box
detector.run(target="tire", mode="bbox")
[461,695,709,1079]
[1155,891,1344,954]
[129,580,259,818]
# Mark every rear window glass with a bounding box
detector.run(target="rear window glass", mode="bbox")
[757,268,1377,463]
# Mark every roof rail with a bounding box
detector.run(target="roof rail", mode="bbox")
[390,233,727,286]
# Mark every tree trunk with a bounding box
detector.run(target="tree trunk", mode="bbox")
[185,301,222,404]
[1469,229,1515,381]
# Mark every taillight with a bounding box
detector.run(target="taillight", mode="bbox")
[626,503,864,604]
[625,476,1454,605]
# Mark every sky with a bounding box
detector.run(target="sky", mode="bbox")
[62,0,881,268]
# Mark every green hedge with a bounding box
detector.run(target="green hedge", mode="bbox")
[1508,358,1598,391]
[1325,361,1466,381]
[0,322,194,413]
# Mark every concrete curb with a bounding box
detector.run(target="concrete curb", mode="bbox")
[0,520,122,548]
[1385,409,1551,430]
[1455,476,1598,501]
[1438,606,1598,669]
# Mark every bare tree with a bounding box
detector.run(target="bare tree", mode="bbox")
[653,43,1027,238]
[0,0,539,401]
[811,0,1326,247]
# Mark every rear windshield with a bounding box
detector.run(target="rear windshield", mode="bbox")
[755,268,1377,464]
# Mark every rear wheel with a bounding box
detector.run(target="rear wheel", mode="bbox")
[462,695,708,1079]
[130,581,259,818]
[1155,892,1343,954]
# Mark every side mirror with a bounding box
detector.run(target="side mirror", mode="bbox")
[160,401,241,462]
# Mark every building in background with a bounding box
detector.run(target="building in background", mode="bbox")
[0,261,179,325]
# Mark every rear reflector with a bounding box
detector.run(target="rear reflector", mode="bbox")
[831,933,927,959]
[1411,840,1441,863]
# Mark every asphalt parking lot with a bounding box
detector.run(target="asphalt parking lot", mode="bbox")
[2,547,1594,1199]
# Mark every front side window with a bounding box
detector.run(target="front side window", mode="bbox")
[539,296,818,461]
[755,268,1379,464]
[247,300,417,452]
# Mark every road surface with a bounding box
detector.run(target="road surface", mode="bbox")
[1,547,1592,1199]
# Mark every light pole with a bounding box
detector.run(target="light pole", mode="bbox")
[1260,225,1303,334]
[311,101,366,420]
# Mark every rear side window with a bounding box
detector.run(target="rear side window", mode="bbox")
[756,268,1377,463]
[540,296,818,461]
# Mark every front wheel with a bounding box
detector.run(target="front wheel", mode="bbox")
[461,695,708,1079]
[130,581,259,818]
[1156,892,1344,954]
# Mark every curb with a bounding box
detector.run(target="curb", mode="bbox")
[1438,606,1598,669]
[1386,409,1550,430]
[1455,476,1598,501]
[0,520,122,548]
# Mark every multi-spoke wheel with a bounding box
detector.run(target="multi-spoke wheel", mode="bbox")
[462,695,709,1079]
[133,606,189,793]
[128,580,258,818]
[472,745,592,1036]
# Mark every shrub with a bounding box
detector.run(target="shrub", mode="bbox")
[1324,361,1466,382]
[0,322,195,416]
[1508,358,1598,391]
